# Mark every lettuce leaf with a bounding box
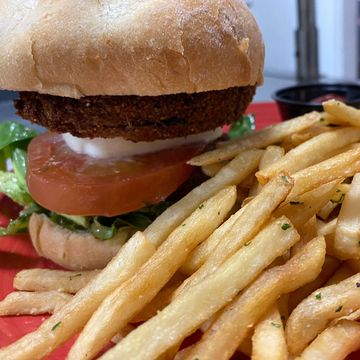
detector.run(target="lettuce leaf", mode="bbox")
[228,114,255,139]
[0,171,32,206]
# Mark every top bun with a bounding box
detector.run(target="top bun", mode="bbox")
[0,0,264,98]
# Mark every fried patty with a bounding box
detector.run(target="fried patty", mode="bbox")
[15,86,256,141]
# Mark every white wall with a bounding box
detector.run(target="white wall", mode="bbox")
[250,0,359,80]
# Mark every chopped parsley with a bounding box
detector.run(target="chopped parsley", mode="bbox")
[335,305,343,313]
[281,223,291,230]
[271,322,281,328]
[244,241,252,247]
[315,292,322,300]
[69,273,82,280]
[51,321,62,331]
[281,175,290,184]
[356,282,360,288]
[289,201,304,206]
[217,211,221,215]
[198,204,205,210]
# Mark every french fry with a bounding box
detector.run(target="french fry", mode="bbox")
[252,304,287,360]
[67,187,236,360]
[185,236,325,360]
[188,112,321,166]
[99,217,300,360]
[13,269,98,294]
[174,173,293,298]
[0,232,156,360]
[323,99,360,126]
[288,255,340,311]
[286,147,360,200]
[334,173,360,259]
[180,206,246,275]
[347,258,360,272]
[297,320,360,360]
[325,264,354,286]
[286,273,360,355]
[317,201,338,220]
[201,161,228,177]
[238,333,252,357]
[317,217,338,236]
[249,145,285,196]
[0,291,72,316]
[275,180,340,228]
[145,149,262,247]
[131,273,185,323]
[257,128,360,184]
[291,216,318,256]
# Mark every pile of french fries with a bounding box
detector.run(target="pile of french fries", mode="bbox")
[1,99,360,360]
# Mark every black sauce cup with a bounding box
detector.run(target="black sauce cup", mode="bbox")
[273,83,360,120]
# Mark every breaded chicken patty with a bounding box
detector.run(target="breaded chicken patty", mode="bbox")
[14,86,256,141]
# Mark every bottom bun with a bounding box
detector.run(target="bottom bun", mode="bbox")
[29,213,127,270]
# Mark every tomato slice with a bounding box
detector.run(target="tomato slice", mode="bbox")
[27,133,205,216]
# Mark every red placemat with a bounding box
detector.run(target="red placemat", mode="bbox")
[0,102,358,359]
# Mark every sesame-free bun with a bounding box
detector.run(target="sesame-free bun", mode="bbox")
[29,214,127,270]
[0,0,264,98]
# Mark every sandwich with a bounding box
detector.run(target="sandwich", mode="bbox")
[0,0,264,270]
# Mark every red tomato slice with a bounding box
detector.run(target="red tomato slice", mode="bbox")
[27,133,205,216]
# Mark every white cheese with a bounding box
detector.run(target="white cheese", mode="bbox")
[62,128,222,159]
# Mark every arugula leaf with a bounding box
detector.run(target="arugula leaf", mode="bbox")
[0,122,37,150]
[228,114,255,140]
[0,171,32,206]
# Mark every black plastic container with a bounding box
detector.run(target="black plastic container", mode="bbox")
[273,83,360,120]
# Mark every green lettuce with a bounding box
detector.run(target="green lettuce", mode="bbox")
[0,121,171,240]
[228,113,255,139]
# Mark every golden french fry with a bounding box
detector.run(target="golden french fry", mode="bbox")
[286,273,360,355]
[325,264,354,286]
[317,201,338,220]
[100,217,300,360]
[286,147,360,200]
[323,99,360,126]
[347,258,360,272]
[297,320,360,360]
[13,269,98,294]
[275,180,340,228]
[174,173,293,298]
[188,112,321,166]
[201,161,228,177]
[173,346,195,360]
[0,232,156,360]
[257,128,360,184]
[131,273,185,323]
[145,149,262,247]
[252,304,287,360]
[238,333,253,357]
[317,217,338,237]
[68,187,236,360]
[334,173,360,259]
[291,216,318,256]
[249,145,285,196]
[0,291,72,316]
[180,206,246,275]
[185,236,325,360]
[288,255,340,311]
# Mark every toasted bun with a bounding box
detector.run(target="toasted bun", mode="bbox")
[29,214,127,270]
[0,0,264,98]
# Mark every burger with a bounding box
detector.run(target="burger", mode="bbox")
[0,0,264,270]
